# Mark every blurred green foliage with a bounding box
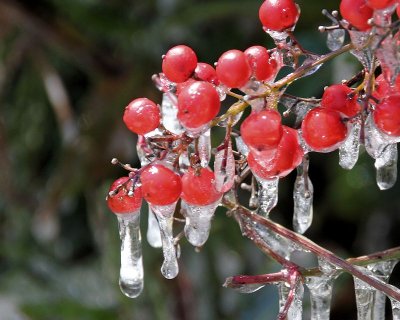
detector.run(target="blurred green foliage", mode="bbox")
[1,0,400,319]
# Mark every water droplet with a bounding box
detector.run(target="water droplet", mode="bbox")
[326,28,345,51]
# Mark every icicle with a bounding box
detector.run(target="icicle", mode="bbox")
[326,28,345,51]
[198,129,211,167]
[146,206,162,248]
[117,213,143,298]
[293,156,313,234]
[368,260,399,319]
[160,93,185,135]
[255,176,279,217]
[182,199,220,247]
[339,119,361,170]
[278,281,304,320]
[375,143,398,190]
[391,298,400,320]
[234,136,249,156]
[214,139,235,193]
[151,202,179,279]
[305,276,334,320]
[353,275,375,320]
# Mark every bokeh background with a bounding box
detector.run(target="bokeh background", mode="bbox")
[1,0,400,319]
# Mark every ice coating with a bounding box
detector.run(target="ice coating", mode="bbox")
[339,119,361,170]
[375,143,398,190]
[353,276,375,320]
[161,93,185,135]
[198,129,211,167]
[146,206,162,248]
[326,29,345,51]
[151,202,179,279]
[117,213,144,298]
[293,157,313,234]
[278,281,304,320]
[214,139,235,193]
[182,199,220,247]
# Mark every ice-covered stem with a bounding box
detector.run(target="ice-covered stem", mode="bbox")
[223,200,400,302]
[224,271,286,289]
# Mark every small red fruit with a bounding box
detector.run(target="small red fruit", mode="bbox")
[181,167,222,206]
[123,98,160,135]
[373,94,400,137]
[321,84,360,117]
[259,0,300,32]
[107,177,142,214]
[240,109,283,153]
[162,45,198,83]
[194,62,219,85]
[216,49,252,88]
[366,0,396,9]
[244,45,277,81]
[340,0,373,31]
[177,81,220,129]
[140,164,182,206]
[301,107,348,152]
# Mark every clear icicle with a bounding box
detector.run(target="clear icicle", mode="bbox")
[182,199,220,247]
[278,281,304,320]
[326,28,345,51]
[255,176,279,217]
[151,202,179,279]
[235,136,249,156]
[146,206,162,248]
[391,298,400,320]
[117,212,143,298]
[198,129,211,167]
[368,260,399,319]
[214,139,235,193]
[339,119,361,170]
[305,276,334,320]
[161,93,185,135]
[375,143,398,190]
[293,157,313,234]
[353,275,375,320]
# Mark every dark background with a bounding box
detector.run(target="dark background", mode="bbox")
[1,0,400,319]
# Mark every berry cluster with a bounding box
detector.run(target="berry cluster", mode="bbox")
[106,0,400,315]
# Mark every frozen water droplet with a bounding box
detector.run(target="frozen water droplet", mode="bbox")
[161,93,184,135]
[326,28,345,51]
[293,157,313,234]
[198,129,211,167]
[278,281,304,320]
[235,136,249,156]
[305,276,334,320]
[214,139,235,193]
[182,199,220,247]
[146,207,162,248]
[339,119,361,170]
[117,212,143,298]
[151,202,179,279]
[255,176,279,217]
[375,143,398,190]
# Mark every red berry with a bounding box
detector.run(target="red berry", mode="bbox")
[216,49,252,88]
[244,45,277,81]
[247,126,303,179]
[397,4,400,17]
[259,0,300,32]
[123,98,160,135]
[177,81,220,129]
[301,107,348,152]
[181,167,222,206]
[373,94,400,137]
[321,84,360,117]
[340,0,373,31]
[373,74,400,100]
[162,45,198,83]
[240,109,283,153]
[140,164,182,206]
[366,0,395,9]
[194,63,219,85]
[107,177,142,214]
